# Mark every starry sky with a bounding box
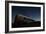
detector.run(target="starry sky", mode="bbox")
[12,6,41,22]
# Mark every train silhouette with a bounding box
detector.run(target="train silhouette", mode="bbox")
[12,14,41,28]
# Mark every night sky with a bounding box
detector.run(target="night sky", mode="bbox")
[12,6,41,23]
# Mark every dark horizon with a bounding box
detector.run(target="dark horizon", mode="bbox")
[12,6,41,23]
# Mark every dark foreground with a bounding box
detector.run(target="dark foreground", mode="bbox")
[12,15,41,28]
[12,21,41,28]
